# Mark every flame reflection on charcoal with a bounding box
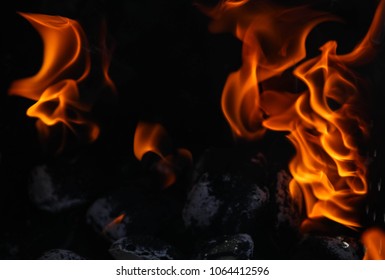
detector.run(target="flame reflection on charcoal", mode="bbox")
[134,122,192,189]
[362,227,385,260]
[203,0,385,231]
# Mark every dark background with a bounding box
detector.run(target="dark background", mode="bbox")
[0,0,384,259]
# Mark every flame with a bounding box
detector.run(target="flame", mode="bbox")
[265,41,369,230]
[205,0,385,231]
[205,0,339,140]
[8,13,100,144]
[100,19,117,93]
[362,227,385,260]
[133,122,192,188]
[102,213,126,235]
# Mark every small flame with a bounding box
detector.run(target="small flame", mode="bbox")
[100,20,117,93]
[8,13,101,145]
[134,122,192,188]
[204,0,385,231]
[102,213,126,235]
[134,122,170,162]
[362,227,385,260]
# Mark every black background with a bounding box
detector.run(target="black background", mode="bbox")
[0,0,384,259]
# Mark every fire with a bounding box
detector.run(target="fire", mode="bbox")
[203,0,339,140]
[8,13,102,145]
[134,122,192,189]
[100,20,117,94]
[102,213,126,235]
[204,0,385,231]
[362,228,385,260]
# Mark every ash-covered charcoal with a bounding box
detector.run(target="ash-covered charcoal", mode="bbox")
[183,171,269,237]
[109,235,181,260]
[28,165,88,213]
[28,156,106,213]
[86,187,180,242]
[38,249,86,260]
[291,235,365,260]
[194,233,254,260]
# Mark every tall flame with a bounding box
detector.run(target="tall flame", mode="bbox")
[134,122,192,188]
[264,40,369,230]
[204,0,385,231]
[8,13,99,144]
[205,0,339,140]
[362,227,385,260]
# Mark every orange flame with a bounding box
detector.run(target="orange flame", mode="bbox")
[264,40,369,230]
[206,1,339,140]
[134,122,192,188]
[205,0,385,231]
[8,13,99,144]
[100,20,117,93]
[362,228,385,260]
[102,213,126,235]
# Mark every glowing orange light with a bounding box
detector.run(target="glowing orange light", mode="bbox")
[203,0,338,140]
[103,213,126,235]
[134,122,192,188]
[204,0,385,231]
[8,13,102,144]
[362,227,385,260]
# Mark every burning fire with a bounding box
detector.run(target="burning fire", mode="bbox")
[203,0,385,232]
[134,122,192,189]
[362,227,385,260]
[8,13,114,146]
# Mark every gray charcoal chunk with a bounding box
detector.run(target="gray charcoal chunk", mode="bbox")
[109,235,180,260]
[183,172,269,235]
[29,165,87,213]
[275,170,300,230]
[86,196,129,241]
[38,249,86,260]
[292,235,365,260]
[86,188,179,242]
[183,173,222,228]
[195,233,254,260]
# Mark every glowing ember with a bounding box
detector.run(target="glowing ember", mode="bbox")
[362,227,385,260]
[103,213,126,235]
[204,0,385,231]
[8,13,101,145]
[134,122,192,189]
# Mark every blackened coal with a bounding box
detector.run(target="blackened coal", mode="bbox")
[109,235,181,260]
[366,145,385,228]
[274,170,300,232]
[183,171,269,237]
[268,170,301,257]
[86,187,181,242]
[194,233,254,260]
[38,249,86,260]
[291,235,365,260]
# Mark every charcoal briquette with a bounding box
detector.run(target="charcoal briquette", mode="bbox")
[109,235,180,260]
